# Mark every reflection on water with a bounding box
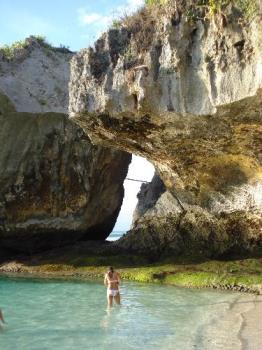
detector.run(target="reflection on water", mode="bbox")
[0,277,259,350]
[100,306,116,330]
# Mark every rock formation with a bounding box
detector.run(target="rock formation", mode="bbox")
[0,37,131,253]
[132,174,166,225]
[69,2,262,257]
[0,36,72,113]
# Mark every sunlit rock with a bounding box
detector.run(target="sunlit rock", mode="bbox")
[70,4,262,257]
[0,38,131,252]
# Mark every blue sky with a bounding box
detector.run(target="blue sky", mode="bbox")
[0,0,154,232]
[113,156,154,232]
[0,0,144,50]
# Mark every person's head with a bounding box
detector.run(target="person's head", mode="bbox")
[108,266,114,273]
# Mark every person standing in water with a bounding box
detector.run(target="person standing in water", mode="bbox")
[0,309,5,324]
[104,267,121,307]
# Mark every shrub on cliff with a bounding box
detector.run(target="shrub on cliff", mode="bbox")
[143,0,257,22]
[145,0,169,5]
[0,36,72,61]
[0,39,30,60]
[116,0,257,60]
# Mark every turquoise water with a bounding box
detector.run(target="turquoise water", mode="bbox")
[0,277,255,350]
[107,231,125,241]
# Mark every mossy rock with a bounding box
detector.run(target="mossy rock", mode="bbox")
[0,93,16,114]
[200,154,262,193]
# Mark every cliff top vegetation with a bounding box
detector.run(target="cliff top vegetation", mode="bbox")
[109,0,259,63]
[0,36,72,61]
[144,0,257,21]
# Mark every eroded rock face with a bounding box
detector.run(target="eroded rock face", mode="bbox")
[132,174,166,225]
[121,174,261,258]
[70,6,262,257]
[120,204,262,258]
[0,37,73,113]
[0,96,131,253]
[0,39,131,253]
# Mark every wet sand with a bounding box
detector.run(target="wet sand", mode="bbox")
[200,294,262,350]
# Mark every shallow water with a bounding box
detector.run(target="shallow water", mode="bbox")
[107,231,125,241]
[0,277,260,350]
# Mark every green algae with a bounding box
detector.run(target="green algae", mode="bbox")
[118,259,262,290]
[0,93,16,114]
[164,272,262,289]
[5,254,261,294]
[199,154,262,194]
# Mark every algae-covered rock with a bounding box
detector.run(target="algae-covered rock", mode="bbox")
[121,175,261,258]
[119,207,262,259]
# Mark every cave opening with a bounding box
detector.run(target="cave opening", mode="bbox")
[107,154,154,241]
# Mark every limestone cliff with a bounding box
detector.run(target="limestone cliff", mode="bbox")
[0,36,72,113]
[132,174,166,225]
[0,37,131,253]
[69,2,262,257]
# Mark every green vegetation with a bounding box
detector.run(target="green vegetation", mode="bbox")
[119,258,262,290]
[38,99,47,106]
[143,0,257,22]
[0,93,16,114]
[0,39,31,60]
[112,20,122,29]
[0,36,49,60]
[33,35,47,45]
[145,0,169,6]
[199,154,262,193]
[116,0,257,61]
[0,36,72,60]
[1,249,261,294]
[235,0,257,21]
[204,0,257,20]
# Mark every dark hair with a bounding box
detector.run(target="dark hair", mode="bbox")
[108,266,114,273]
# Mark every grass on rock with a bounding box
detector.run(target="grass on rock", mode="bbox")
[1,245,261,293]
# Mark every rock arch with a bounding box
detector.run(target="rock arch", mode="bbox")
[69,13,262,257]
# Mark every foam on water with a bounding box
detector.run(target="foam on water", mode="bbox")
[0,277,259,350]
